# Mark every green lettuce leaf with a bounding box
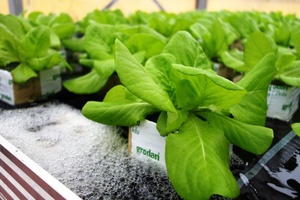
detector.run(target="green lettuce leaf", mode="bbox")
[27,12,75,48]
[82,85,158,126]
[163,31,211,69]
[62,37,85,52]
[244,31,277,67]
[230,53,276,126]
[27,56,52,71]
[221,49,251,72]
[291,30,300,55]
[115,39,176,113]
[0,14,26,39]
[278,60,300,87]
[272,22,291,47]
[63,69,108,94]
[11,63,38,83]
[46,49,70,69]
[84,24,114,59]
[199,111,273,155]
[275,53,297,72]
[51,13,75,39]
[206,19,229,59]
[166,114,239,199]
[145,54,177,105]
[189,22,211,44]
[171,64,246,110]
[228,13,259,39]
[156,110,189,136]
[0,24,21,65]
[124,33,166,59]
[94,58,115,78]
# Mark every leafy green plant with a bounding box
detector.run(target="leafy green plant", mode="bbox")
[76,9,128,34]
[189,15,238,61]
[26,12,76,49]
[82,31,275,199]
[221,31,300,87]
[227,11,259,40]
[0,14,69,83]
[63,23,166,94]
[153,12,198,37]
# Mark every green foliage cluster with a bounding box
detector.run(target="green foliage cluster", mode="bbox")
[1,9,300,200]
[83,32,276,199]
[0,12,74,83]
[60,9,300,94]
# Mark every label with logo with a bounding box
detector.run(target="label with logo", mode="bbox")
[267,85,300,121]
[129,120,166,168]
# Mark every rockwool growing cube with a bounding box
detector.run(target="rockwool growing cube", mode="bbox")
[129,120,166,168]
[267,84,300,121]
[0,66,61,106]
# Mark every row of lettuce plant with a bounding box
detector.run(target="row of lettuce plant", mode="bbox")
[76,9,300,199]
[1,9,300,199]
[61,9,300,93]
[1,9,300,86]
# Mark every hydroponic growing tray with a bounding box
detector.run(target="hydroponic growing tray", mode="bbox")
[0,100,300,200]
[0,101,181,200]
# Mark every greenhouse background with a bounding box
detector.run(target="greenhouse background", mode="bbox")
[1,0,300,200]
[1,0,300,18]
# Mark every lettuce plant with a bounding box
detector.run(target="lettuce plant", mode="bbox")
[189,15,238,62]
[26,12,76,49]
[0,14,69,83]
[221,31,300,87]
[227,11,259,40]
[63,23,166,94]
[130,11,197,38]
[76,9,128,33]
[82,31,274,199]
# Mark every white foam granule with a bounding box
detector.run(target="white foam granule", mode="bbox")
[0,102,182,200]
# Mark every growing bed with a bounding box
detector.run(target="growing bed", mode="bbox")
[0,101,182,200]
